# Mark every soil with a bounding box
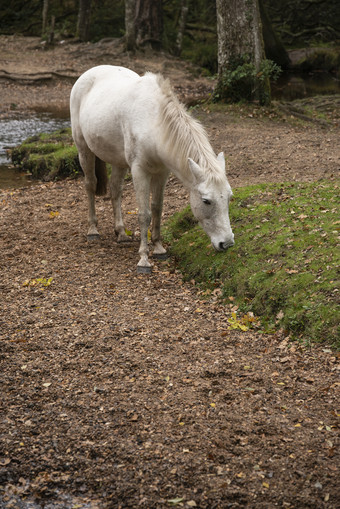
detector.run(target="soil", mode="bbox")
[0,36,339,509]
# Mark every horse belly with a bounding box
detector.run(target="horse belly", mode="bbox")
[79,104,127,167]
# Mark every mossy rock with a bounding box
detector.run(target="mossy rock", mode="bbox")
[296,47,340,72]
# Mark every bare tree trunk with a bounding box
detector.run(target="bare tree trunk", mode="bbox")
[259,0,290,68]
[135,0,163,50]
[48,15,55,44]
[175,0,188,56]
[125,0,136,51]
[216,0,271,104]
[42,0,49,37]
[77,0,92,42]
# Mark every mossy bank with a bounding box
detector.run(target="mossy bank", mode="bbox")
[9,128,81,181]
[163,180,339,347]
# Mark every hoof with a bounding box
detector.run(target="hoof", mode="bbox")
[153,252,168,260]
[137,265,152,274]
[117,233,134,243]
[87,234,100,242]
[117,237,133,243]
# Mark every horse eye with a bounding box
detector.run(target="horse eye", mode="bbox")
[202,198,211,205]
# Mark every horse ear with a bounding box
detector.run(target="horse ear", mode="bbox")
[217,152,225,172]
[188,158,204,183]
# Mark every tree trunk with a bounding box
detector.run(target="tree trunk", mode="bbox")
[215,0,271,104]
[48,15,55,44]
[259,0,290,69]
[175,0,188,56]
[42,0,49,37]
[125,0,136,51]
[77,0,92,42]
[135,0,163,50]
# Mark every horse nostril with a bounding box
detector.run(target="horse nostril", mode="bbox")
[219,240,234,250]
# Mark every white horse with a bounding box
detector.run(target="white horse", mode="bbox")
[70,65,234,273]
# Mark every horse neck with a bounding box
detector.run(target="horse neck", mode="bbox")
[158,95,220,189]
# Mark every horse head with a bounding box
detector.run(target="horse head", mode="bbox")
[188,152,234,251]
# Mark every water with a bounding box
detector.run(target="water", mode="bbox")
[0,114,70,189]
[271,71,340,101]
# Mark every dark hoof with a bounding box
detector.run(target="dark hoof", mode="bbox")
[87,234,100,242]
[153,252,168,260]
[117,235,134,243]
[117,238,133,243]
[137,265,152,274]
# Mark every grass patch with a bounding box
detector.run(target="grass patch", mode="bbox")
[10,128,82,181]
[163,180,339,347]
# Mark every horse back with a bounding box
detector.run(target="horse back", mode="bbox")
[70,66,163,169]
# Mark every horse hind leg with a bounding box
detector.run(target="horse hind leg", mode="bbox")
[109,165,132,242]
[78,148,102,240]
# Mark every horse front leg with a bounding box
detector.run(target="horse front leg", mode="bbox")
[131,165,152,273]
[151,173,168,259]
[109,165,132,242]
[79,150,99,240]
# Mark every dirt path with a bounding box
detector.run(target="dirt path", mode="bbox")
[1,177,339,509]
[0,36,339,508]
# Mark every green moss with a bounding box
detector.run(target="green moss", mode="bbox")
[9,128,82,181]
[163,180,339,347]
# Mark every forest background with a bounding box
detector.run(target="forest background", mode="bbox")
[1,0,340,75]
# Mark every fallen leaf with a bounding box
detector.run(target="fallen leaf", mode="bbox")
[167,498,184,506]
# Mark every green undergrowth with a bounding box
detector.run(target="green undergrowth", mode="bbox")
[10,128,81,181]
[163,180,339,347]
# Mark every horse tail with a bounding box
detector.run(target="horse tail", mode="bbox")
[95,156,107,196]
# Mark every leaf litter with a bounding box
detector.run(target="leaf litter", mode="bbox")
[0,34,340,509]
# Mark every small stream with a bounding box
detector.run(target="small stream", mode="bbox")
[271,71,340,101]
[0,114,70,189]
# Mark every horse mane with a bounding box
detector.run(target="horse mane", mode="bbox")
[152,73,225,183]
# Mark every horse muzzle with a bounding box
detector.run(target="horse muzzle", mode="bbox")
[213,237,235,251]
[219,240,234,251]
